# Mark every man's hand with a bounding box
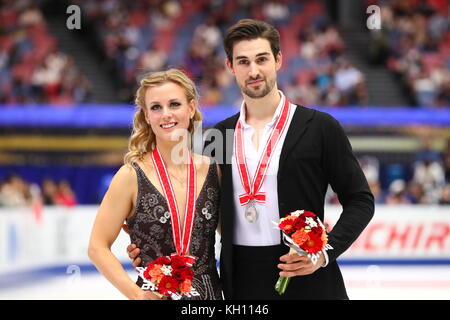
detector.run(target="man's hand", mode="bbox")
[122,224,141,268]
[127,243,141,268]
[277,252,325,277]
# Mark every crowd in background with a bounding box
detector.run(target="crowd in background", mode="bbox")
[329,138,450,206]
[1,0,448,107]
[2,137,449,207]
[368,0,450,107]
[74,0,368,107]
[0,0,92,104]
[0,174,77,207]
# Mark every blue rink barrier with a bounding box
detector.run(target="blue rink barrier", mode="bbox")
[1,105,450,127]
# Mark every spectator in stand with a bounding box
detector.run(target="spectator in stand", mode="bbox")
[193,17,222,51]
[262,0,289,24]
[439,184,450,205]
[369,180,383,204]
[136,43,168,74]
[0,173,30,206]
[42,177,58,205]
[323,83,342,106]
[183,43,207,82]
[334,59,367,105]
[405,181,427,204]
[200,77,223,106]
[436,77,450,107]
[359,156,383,204]
[412,136,445,203]
[414,68,438,107]
[415,136,440,163]
[326,155,384,205]
[315,64,333,100]
[413,153,445,203]
[54,180,77,207]
[385,179,411,204]
[285,76,319,107]
[284,77,305,105]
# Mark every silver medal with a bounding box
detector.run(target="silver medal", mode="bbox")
[244,201,258,223]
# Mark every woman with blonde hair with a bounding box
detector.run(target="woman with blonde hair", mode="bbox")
[88,68,222,300]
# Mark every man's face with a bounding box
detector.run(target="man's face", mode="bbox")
[226,38,282,99]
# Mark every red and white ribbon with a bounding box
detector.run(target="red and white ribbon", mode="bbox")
[234,96,291,206]
[151,148,196,257]
[170,253,196,267]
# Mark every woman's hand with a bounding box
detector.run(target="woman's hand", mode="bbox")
[133,290,167,300]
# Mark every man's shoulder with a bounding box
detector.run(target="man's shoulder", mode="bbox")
[213,112,240,130]
[210,105,338,129]
[293,104,337,125]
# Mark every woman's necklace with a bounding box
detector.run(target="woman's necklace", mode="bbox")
[168,170,186,185]
[144,155,187,186]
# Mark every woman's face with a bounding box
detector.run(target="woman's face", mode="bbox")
[143,82,196,145]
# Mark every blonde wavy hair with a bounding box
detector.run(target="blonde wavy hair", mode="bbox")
[124,69,203,165]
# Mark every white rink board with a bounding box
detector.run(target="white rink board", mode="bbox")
[1,205,450,300]
[1,205,450,274]
[324,205,450,262]
[0,206,131,274]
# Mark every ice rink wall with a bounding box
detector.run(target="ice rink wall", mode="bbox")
[1,205,449,289]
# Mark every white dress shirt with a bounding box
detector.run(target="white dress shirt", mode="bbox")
[232,91,296,246]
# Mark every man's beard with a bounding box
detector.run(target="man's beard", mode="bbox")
[241,76,275,99]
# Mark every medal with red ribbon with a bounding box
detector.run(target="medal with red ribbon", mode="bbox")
[151,148,196,265]
[234,95,291,223]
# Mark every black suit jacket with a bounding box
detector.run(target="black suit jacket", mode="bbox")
[205,105,375,299]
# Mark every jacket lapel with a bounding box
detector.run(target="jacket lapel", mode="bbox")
[219,107,315,182]
[223,113,239,166]
[278,105,315,178]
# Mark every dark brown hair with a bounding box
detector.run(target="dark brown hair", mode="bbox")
[223,19,281,64]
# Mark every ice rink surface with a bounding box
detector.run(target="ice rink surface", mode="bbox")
[0,265,449,300]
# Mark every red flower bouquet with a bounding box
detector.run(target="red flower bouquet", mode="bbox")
[274,210,333,295]
[137,254,199,299]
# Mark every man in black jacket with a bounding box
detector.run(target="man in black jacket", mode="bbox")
[127,19,374,300]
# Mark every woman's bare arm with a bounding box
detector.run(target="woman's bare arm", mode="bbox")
[87,165,160,300]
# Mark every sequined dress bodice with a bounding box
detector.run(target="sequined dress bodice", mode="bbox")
[126,161,222,300]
